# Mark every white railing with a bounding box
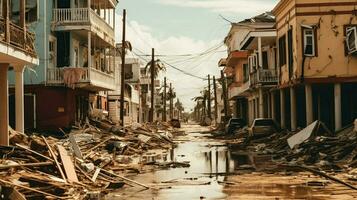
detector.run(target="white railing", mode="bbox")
[250,69,278,86]
[46,67,115,90]
[53,8,114,38]
[53,8,89,23]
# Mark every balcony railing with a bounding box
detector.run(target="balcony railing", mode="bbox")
[46,67,115,90]
[250,69,278,86]
[52,8,114,39]
[0,18,36,56]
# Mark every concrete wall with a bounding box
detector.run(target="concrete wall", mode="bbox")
[275,0,357,85]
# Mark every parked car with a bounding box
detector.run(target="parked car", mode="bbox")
[170,119,181,128]
[225,118,246,135]
[248,118,279,138]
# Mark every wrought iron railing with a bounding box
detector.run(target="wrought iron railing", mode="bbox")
[250,68,278,86]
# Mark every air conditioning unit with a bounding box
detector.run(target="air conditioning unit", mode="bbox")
[346,27,357,55]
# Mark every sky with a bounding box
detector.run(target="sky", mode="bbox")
[115,0,279,112]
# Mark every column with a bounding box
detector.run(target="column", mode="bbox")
[0,64,9,146]
[280,89,286,129]
[271,91,276,121]
[255,98,258,119]
[290,87,297,131]
[14,65,25,133]
[305,84,313,126]
[87,31,92,72]
[258,37,262,68]
[334,83,342,131]
[267,93,271,118]
[259,88,264,118]
[88,0,91,8]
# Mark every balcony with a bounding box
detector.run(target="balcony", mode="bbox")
[46,67,115,91]
[250,69,278,86]
[0,18,36,57]
[52,8,115,46]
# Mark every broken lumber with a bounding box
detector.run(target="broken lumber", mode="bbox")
[100,168,150,189]
[42,136,67,183]
[0,162,53,170]
[57,145,79,183]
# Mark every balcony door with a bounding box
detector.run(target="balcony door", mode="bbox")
[57,0,70,8]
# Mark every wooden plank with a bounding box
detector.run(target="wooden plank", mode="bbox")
[91,168,101,182]
[9,188,26,200]
[69,134,83,159]
[100,168,150,189]
[83,137,111,158]
[0,161,53,169]
[0,179,69,199]
[41,136,67,183]
[57,145,78,183]
[15,144,54,162]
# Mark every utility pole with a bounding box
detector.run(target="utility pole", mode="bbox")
[120,9,126,126]
[163,77,167,122]
[208,75,211,120]
[213,76,218,124]
[150,48,155,122]
[169,83,173,119]
[221,70,229,122]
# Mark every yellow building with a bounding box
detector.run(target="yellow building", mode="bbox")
[273,0,357,131]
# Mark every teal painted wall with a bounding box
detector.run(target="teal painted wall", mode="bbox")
[8,0,54,85]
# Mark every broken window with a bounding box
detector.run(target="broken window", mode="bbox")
[262,51,268,69]
[26,0,38,23]
[278,35,286,67]
[303,28,316,56]
[346,26,357,55]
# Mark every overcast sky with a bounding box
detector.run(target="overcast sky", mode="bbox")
[115,0,279,111]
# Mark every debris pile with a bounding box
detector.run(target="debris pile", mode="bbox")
[0,119,180,199]
[242,121,357,169]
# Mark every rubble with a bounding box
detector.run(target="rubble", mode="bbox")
[237,120,357,170]
[0,119,180,199]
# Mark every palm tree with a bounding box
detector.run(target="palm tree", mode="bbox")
[175,99,184,119]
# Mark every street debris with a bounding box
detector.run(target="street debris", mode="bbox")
[0,119,181,199]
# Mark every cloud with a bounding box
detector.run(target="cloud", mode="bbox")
[155,0,276,14]
[115,14,226,111]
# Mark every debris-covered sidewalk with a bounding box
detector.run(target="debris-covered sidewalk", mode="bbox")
[0,119,182,199]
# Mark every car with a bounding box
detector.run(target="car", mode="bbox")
[170,119,181,128]
[225,118,246,135]
[248,118,279,138]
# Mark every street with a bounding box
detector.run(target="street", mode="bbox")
[106,124,357,200]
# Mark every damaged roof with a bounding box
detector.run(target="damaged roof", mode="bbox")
[238,12,275,24]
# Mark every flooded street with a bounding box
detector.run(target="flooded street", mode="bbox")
[107,124,357,200]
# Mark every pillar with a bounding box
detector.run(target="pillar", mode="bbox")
[259,88,264,118]
[271,91,276,122]
[305,84,313,126]
[14,65,25,133]
[334,83,342,131]
[87,32,91,70]
[255,97,258,119]
[290,87,297,131]
[0,64,9,146]
[280,89,286,129]
[258,37,262,68]
[267,93,271,118]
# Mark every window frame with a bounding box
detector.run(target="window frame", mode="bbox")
[301,27,318,57]
[345,25,357,55]
[278,34,287,67]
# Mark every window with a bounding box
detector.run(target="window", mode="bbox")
[26,0,38,23]
[346,26,357,55]
[262,51,268,69]
[288,29,293,78]
[278,35,286,67]
[303,28,316,56]
[243,63,249,83]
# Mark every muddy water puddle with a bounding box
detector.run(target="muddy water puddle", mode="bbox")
[106,125,352,200]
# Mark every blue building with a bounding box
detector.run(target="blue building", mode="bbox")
[9,0,118,131]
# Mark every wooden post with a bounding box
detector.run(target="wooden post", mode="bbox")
[5,0,10,43]
[163,77,167,122]
[207,75,211,120]
[0,64,9,146]
[120,9,126,125]
[169,83,173,120]
[213,76,218,124]
[150,48,155,122]
[221,70,229,122]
